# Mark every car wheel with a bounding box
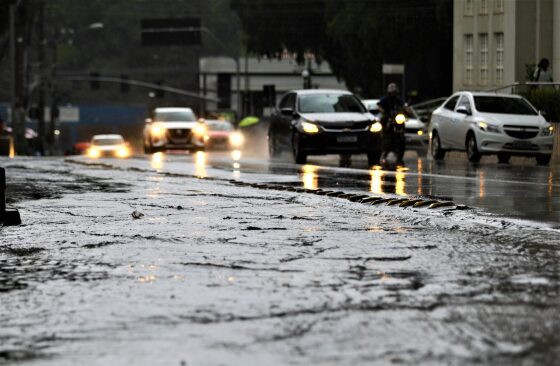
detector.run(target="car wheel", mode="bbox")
[367,150,381,166]
[497,152,510,164]
[466,133,481,163]
[536,154,551,166]
[292,132,307,164]
[431,131,446,160]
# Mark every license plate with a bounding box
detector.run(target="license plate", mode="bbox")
[337,135,358,143]
[511,141,532,149]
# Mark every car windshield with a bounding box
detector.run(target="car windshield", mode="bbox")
[92,138,123,146]
[473,96,537,115]
[207,122,234,131]
[155,110,197,121]
[299,94,366,114]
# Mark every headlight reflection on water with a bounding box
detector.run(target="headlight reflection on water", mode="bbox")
[195,151,207,178]
[151,152,165,170]
[301,164,319,190]
[369,166,383,194]
[370,166,407,196]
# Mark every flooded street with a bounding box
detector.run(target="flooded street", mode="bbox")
[1,155,559,365]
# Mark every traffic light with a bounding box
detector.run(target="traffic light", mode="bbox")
[89,72,100,90]
[120,74,130,93]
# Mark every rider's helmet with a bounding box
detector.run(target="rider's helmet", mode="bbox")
[387,83,399,95]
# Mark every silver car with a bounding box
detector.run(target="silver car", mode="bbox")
[143,107,206,154]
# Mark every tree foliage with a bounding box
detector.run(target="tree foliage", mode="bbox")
[232,0,453,99]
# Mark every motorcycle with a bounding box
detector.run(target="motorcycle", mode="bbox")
[380,109,407,169]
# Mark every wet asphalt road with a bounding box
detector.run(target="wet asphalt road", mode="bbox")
[145,149,560,226]
[1,156,560,365]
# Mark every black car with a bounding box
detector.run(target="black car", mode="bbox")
[268,89,382,165]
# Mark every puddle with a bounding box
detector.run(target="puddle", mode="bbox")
[4,166,130,204]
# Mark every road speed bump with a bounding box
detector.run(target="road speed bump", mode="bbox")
[429,201,455,209]
[387,198,409,206]
[400,199,424,207]
[412,200,438,208]
[361,197,382,204]
[347,195,370,202]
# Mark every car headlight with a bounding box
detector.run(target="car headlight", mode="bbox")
[542,125,554,136]
[478,121,500,133]
[87,147,100,159]
[150,123,166,138]
[395,114,406,125]
[229,131,245,147]
[417,130,425,136]
[301,121,320,134]
[193,123,207,137]
[116,145,130,158]
[370,121,382,133]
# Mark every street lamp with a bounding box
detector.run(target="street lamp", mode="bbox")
[88,22,104,30]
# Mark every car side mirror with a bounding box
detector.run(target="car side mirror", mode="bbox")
[145,118,152,124]
[456,106,471,116]
[280,108,294,117]
[539,110,547,117]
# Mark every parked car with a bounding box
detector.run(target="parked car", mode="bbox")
[430,92,555,165]
[143,107,206,154]
[204,119,245,150]
[87,134,130,159]
[268,90,382,165]
[363,99,429,157]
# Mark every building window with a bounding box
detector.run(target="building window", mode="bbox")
[480,0,488,14]
[465,34,473,85]
[495,0,504,13]
[465,0,473,15]
[495,32,504,85]
[479,33,488,85]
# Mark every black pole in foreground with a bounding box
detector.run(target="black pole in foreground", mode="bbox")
[0,167,21,226]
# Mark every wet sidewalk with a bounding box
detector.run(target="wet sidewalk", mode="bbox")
[1,158,559,366]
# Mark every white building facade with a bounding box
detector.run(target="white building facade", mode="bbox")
[453,0,560,92]
[199,56,346,116]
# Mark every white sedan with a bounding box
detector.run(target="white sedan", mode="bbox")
[430,92,555,165]
[87,134,131,159]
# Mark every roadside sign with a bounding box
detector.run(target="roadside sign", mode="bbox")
[382,64,405,75]
[44,107,79,123]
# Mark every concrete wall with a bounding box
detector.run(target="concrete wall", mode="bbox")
[553,0,560,81]
[453,0,514,91]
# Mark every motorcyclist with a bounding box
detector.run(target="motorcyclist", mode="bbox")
[377,83,409,166]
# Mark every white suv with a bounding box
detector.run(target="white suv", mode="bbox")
[143,107,206,154]
[430,92,555,165]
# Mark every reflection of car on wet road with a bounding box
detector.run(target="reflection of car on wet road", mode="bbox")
[203,120,244,150]
[268,90,382,165]
[362,99,429,157]
[143,107,206,154]
[430,92,555,165]
[87,134,130,158]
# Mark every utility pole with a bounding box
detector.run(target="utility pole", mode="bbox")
[10,0,27,156]
[37,0,46,155]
